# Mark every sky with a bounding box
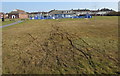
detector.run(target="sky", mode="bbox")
[1,0,120,2]
[1,2,119,13]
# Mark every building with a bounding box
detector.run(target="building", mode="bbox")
[48,8,113,17]
[8,9,28,19]
[49,10,76,18]
[28,12,48,17]
[72,9,91,16]
[0,12,4,19]
[28,8,114,19]
[28,12,49,19]
[96,8,113,16]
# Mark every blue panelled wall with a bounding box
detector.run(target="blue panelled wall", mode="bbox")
[29,13,92,20]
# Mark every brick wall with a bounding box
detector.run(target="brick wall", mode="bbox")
[8,14,19,19]
[19,14,28,19]
[0,14,3,19]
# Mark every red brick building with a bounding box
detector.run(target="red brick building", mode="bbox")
[8,9,28,19]
[0,12,4,19]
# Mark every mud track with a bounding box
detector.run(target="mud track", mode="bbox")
[26,22,100,74]
[3,17,119,74]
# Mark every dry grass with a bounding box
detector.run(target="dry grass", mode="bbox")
[2,16,119,74]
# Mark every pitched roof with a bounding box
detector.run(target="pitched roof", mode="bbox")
[73,9,90,12]
[28,12,48,14]
[49,10,74,15]
[9,9,26,14]
[13,9,25,12]
[0,12,4,14]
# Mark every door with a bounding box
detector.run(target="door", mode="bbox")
[12,15,15,19]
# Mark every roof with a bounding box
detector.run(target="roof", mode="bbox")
[49,8,114,14]
[9,9,26,14]
[28,12,48,14]
[0,12,4,14]
[73,9,90,12]
[15,9,25,12]
[49,10,74,15]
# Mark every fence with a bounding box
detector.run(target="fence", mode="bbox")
[29,14,92,20]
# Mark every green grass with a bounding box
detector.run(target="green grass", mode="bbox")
[2,16,119,74]
[1,19,17,26]
[2,21,16,26]
[91,16,118,20]
[1,19,27,26]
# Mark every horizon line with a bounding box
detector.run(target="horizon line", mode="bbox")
[1,8,118,13]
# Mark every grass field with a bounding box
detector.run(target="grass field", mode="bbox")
[1,19,25,26]
[2,16,119,74]
[2,21,16,26]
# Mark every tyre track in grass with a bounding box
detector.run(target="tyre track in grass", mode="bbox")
[27,21,97,74]
[25,20,118,74]
[54,24,97,73]
[3,19,119,74]
[23,19,118,74]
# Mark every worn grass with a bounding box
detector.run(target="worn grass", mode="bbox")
[2,21,16,26]
[2,16,119,74]
[1,19,20,26]
[1,19,26,26]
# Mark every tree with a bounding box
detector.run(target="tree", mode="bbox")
[107,11,120,16]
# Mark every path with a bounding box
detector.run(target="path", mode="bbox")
[0,21,23,28]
